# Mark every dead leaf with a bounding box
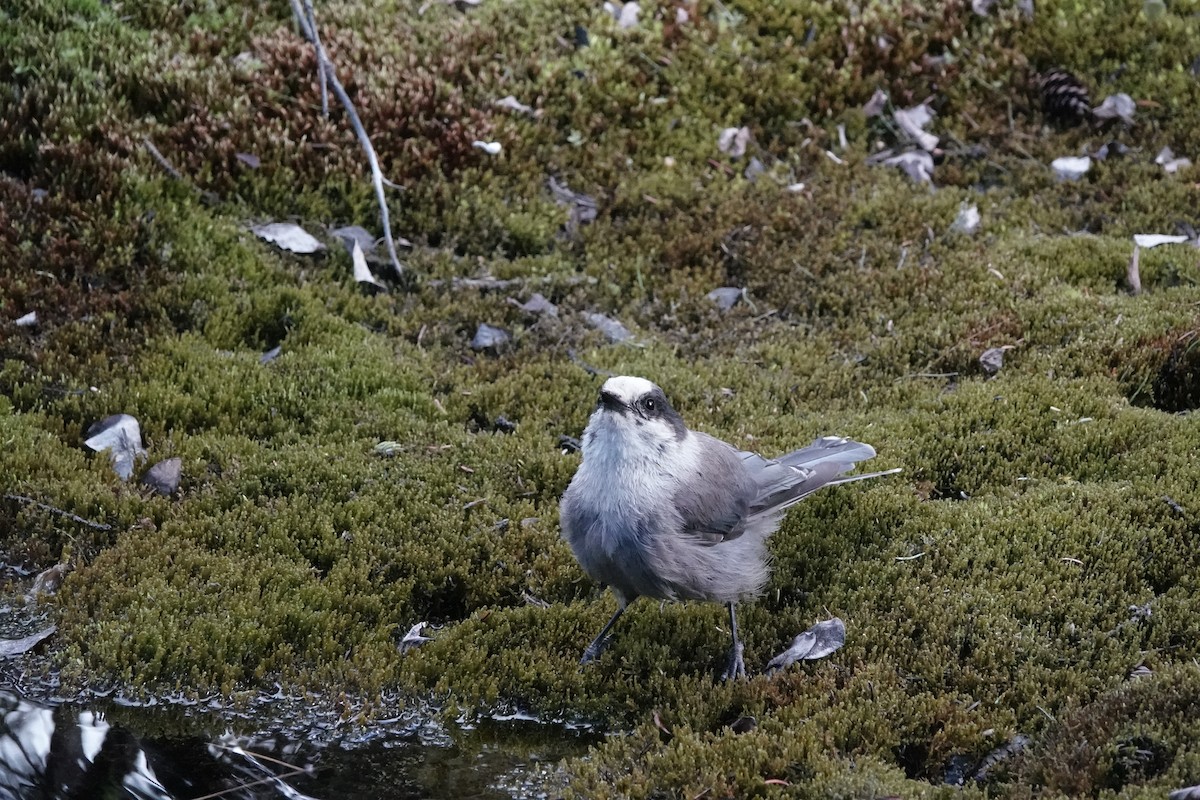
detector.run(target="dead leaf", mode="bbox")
[1155,146,1192,174]
[1133,233,1190,248]
[260,345,282,365]
[509,293,558,317]
[863,88,889,117]
[1092,93,1135,124]
[471,323,511,351]
[351,241,385,292]
[472,140,502,155]
[717,126,752,158]
[84,414,146,481]
[399,622,432,653]
[494,95,534,115]
[235,152,261,169]
[548,177,598,228]
[252,222,325,254]
[14,311,37,327]
[766,618,846,672]
[141,457,182,496]
[893,103,938,152]
[950,204,980,234]
[880,150,934,184]
[27,562,70,601]
[0,625,56,658]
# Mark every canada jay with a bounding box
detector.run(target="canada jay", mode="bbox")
[559,376,897,678]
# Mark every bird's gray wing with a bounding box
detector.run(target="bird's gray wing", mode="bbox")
[744,436,896,518]
[672,434,756,545]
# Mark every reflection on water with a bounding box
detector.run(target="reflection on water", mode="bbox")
[0,690,315,800]
[0,690,595,800]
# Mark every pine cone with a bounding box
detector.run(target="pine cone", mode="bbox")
[1038,68,1091,120]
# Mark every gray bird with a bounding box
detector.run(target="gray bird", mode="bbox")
[559,376,897,678]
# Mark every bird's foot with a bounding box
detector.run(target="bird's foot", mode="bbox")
[580,635,611,665]
[720,640,746,681]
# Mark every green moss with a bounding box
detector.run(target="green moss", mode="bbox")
[3,0,1200,795]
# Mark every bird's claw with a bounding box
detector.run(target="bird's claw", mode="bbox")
[720,640,746,681]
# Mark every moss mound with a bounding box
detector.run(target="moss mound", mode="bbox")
[3,0,1200,794]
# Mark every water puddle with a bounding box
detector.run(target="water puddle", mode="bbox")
[0,688,597,800]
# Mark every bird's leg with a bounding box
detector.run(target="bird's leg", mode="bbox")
[721,601,746,680]
[580,606,626,664]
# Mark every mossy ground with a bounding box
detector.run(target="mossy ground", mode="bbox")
[3,0,1200,796]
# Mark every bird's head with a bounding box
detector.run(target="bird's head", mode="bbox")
[583,376,688,456]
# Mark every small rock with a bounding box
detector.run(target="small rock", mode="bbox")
[84,414,146,481]
[980,346,1009,375]
[141,457,182,496]
[510,293,558,317]
[1050,155,1091,181]
[743,157,764,182]
[471,323,511,351]
[729,716,757,734]
[584,313,633,343]
[706,287,744,311]
[1092,93,1136,124]
[717,126,752,159]
[330,225,377,255]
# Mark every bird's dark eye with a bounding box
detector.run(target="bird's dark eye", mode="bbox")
[643,398,656,413]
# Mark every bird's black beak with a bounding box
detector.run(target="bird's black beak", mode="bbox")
[598,390,627,414]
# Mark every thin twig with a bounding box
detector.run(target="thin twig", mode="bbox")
[1127,244,1142,295]
[4,494,112,531]
[894,371,958,382]
[567,348,612,377]
[301,0,329,117]
[187,767,310,800]
[288,0,405,278]
[141,137,184,180]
